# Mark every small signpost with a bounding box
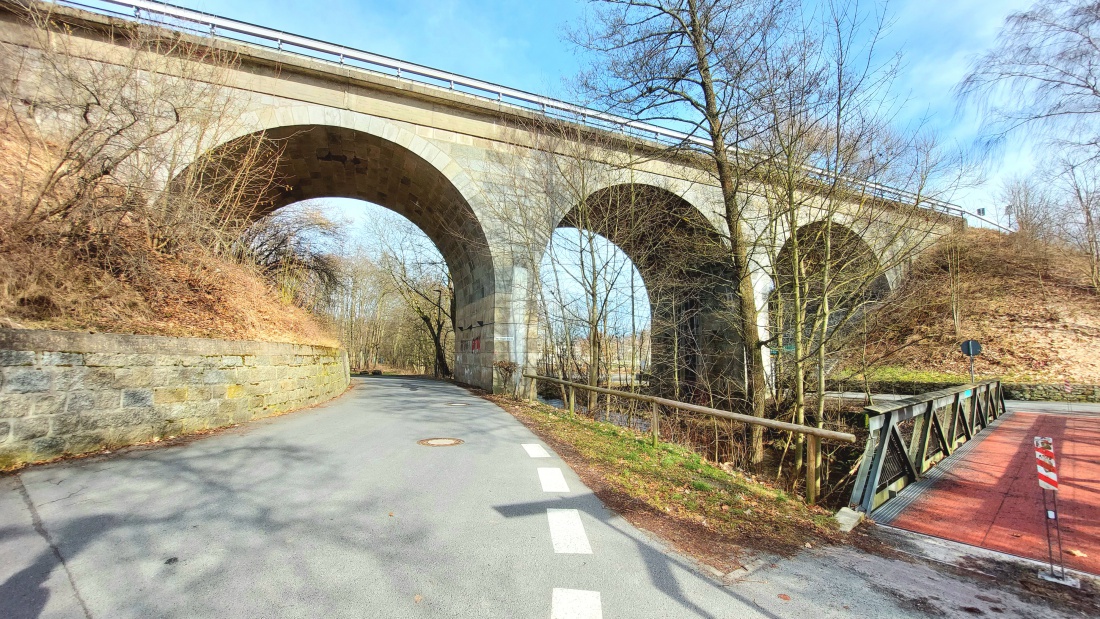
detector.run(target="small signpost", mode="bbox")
[1034,437,1079,587]
[960,340,981,384]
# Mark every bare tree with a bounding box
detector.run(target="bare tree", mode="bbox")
[366,213,455,379]
[961,1,1100,292]
[0,4,280,244]
[483,116,664,402]
[1055,158,1100,290]
[572,0,791,463]
[236,202,343,310]
[1000,176,1056,240]
[324,250,395,371]
[0,2,296,329]
[958,0,1100,160]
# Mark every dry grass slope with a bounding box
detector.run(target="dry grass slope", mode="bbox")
[0,114,335,347]
[865,228,1100,383]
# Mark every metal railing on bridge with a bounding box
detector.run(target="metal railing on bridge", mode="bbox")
[850,380,1005,514]
[44,0,1011,232]
[526,374,856,504]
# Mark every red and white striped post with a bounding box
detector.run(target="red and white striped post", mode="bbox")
[1035,436,1066,582]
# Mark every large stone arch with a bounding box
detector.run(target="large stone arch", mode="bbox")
[769,219,891,353]
[187,120,499,389]
[550,183,744,400]
[768,208,911,292]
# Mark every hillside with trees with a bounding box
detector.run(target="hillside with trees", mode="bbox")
[854,228,1100,386]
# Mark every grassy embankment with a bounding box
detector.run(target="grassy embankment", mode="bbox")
[848,228,1100,387]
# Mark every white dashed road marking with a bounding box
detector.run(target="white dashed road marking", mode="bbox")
[551,588,603,619]
[523,443,552,458]
[538,468,570,493]
[546,509,592,554]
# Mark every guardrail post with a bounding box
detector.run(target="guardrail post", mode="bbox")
[568,386,575,417]
[651,401,659,448]
[806,435,820,505]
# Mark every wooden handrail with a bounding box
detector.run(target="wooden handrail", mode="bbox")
[525,374,856,444]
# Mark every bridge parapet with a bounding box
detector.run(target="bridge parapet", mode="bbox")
[41,0,1001,231]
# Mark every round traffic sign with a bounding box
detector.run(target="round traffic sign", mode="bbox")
[960,339,981,357]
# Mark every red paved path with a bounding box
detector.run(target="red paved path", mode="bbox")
[889,412,1100,575]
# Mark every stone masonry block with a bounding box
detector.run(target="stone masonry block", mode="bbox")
[79,408,155,432]
[154,354,188,366]
[0,420,9,443]
[254,368,278,382]
[174,400,218,420]
[0,394,34,418]
[222,367,249,384]
[54,367,115,391]
[41,352,84,367]
[65,432,111,454]
[84,353,154,367]
[2,367,52,393]
[226,384,246,399]
[13,417,49,441]
[66,390,121,415]
[32,394,65,417]
[112,367,155,389]
[172,368,205,385]
[0,351,35,366]
[29,436,65,458]
[154,387,188,404]
[153,367,185,387]
[48,414,83,436]
[202,369,229,385]
[122,389,154,408]
[186,386,213,402]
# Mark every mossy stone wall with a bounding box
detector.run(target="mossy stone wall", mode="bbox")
[0,329,349,469]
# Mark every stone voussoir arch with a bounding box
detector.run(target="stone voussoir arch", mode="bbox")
[183,104,507,389]
[545,180,744,397]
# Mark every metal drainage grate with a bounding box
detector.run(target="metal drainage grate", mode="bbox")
[417,438,465,447]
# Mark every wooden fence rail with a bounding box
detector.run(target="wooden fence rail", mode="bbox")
[525,374,856,504]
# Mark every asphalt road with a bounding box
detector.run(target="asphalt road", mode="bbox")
[0,377,1077,618]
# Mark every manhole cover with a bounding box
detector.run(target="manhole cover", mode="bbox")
[417,438,465,447]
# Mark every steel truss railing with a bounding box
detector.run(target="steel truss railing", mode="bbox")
[851,380,1005,514]
[42,0,1011,232]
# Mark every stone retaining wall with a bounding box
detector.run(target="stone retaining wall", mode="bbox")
[0,329,350,469]
[830,379,1100,403]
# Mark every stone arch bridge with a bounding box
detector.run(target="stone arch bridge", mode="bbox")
[0,0,968,393]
